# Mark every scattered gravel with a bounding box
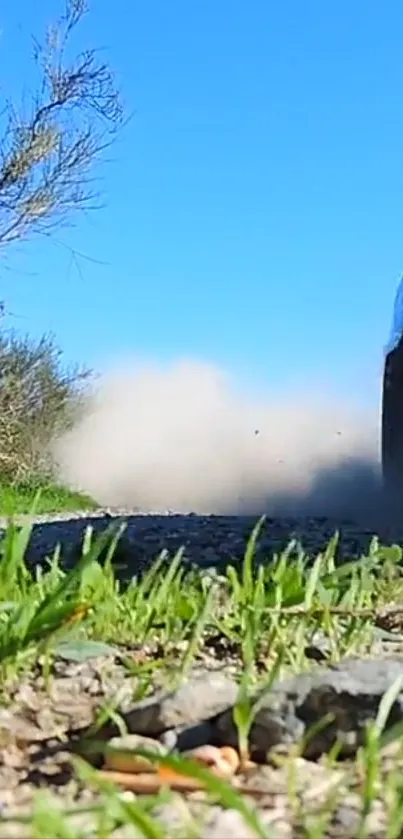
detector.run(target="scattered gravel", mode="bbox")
[3,658,403,837]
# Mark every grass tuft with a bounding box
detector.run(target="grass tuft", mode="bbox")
[0,481,99,516]
[1,504,403,835]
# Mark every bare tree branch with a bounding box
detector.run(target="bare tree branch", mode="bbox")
[0,0,125,248]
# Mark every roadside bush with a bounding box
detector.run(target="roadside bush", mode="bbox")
[0,330,92,485]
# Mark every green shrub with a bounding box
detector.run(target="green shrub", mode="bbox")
[0,329,92,484]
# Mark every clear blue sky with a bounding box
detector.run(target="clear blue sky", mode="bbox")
[1,0,403,405]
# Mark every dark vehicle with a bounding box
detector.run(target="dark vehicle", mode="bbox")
[382,276,403,498]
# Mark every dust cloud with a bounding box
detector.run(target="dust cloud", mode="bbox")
[52,358,384,521]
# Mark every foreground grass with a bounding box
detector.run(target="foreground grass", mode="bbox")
[0,481,98,516]
[1,516,403,836]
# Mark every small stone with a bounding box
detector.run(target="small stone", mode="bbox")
[184,745,238,778]
[123,669,238,735]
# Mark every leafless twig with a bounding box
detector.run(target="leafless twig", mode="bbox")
[0,0,125,249]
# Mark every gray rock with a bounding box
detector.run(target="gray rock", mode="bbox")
[123,669,238,736]
[118,658,403,761]
[215,658,403,758]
